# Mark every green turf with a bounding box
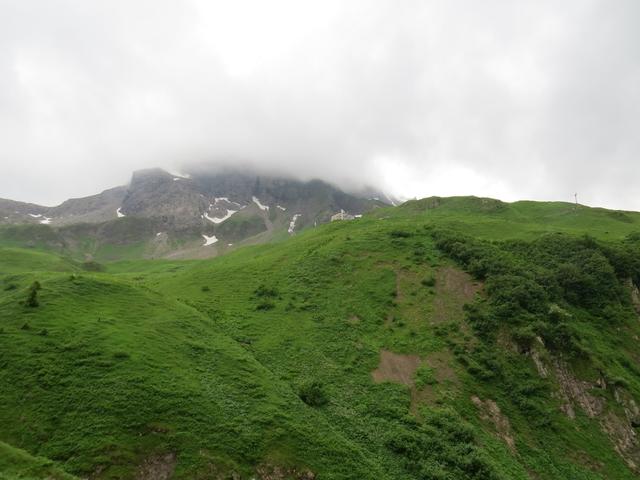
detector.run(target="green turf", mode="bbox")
[1,196,640,479]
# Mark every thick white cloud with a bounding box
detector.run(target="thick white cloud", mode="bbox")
[0,0,638,209]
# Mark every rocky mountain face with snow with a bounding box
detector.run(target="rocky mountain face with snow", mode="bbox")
[0,168,389,260]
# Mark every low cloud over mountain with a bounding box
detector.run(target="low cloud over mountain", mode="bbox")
[1,1,639,209]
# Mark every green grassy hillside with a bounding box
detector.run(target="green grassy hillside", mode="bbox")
[1,197,640,479]
[0,441,77,480]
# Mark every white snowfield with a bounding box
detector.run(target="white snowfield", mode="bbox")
[39,217,52,225]
[288,214,301,234]
[156,232,162,236]
[204,209,237,224]
[116,208,126,218]
[28,213,42,218]
[202,234,218,246]
[276,205,287,211]
[252,196,269,211]
[167,170,191,180]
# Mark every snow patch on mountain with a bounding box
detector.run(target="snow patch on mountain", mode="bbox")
[204,209,237,224]
[252,196,269,211]
[202,234,218,246]
[288,214,301,235]
[116,208,126,218]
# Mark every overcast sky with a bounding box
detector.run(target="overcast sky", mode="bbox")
[1,1,639,209]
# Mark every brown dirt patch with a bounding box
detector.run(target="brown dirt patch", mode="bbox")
[136,452,176,480]
[411,350,460,413]
[432,267,482,324]
[372,349,460,414]
[424,350,458,384]
[471,396,516,453]
[347,315,360,325]
[371,350,421,386]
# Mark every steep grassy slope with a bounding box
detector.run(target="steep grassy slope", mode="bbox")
[1,197,640,479]
[0,441,77,480]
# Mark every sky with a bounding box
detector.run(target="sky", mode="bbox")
[0,0,639,209]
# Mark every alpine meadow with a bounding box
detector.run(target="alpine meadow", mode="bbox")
[2,197,640,479]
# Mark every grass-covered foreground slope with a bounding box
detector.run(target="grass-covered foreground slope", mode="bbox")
[0,441,77,480]
[1,197,640,479]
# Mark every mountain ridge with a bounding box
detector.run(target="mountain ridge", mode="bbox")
[0,168,391,260]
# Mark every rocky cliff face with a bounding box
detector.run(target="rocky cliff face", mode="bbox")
[121,169,208,229]
[0,168,390,260]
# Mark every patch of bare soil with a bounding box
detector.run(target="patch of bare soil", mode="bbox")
[255,464,315,480]
[371,350,421,386]
[471,396,516,453]
[432,267,482,324]
[347,315,360,325]
[136,452,176,480]
[424,350,459,384]
[372,349,460,413]
[411,350,460,413]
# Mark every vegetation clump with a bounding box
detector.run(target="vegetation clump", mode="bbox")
[386,407,501,480]
[421,274,436,287]
[81,261,105,272]
[414,365,436,388]
[25,281,41,308]
[298,381,328,407]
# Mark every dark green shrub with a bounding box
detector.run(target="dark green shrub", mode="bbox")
[421,274,436,287]
[81,261,105,272]
[390,230,411,238]
[386,407,501,480]
[25,281,41,308]
[414,365,436,388]
[298,381,328,407]
[254,284,278,298]
[256,300,275,311]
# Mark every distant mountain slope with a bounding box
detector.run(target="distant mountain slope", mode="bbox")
[0,168,388,260]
